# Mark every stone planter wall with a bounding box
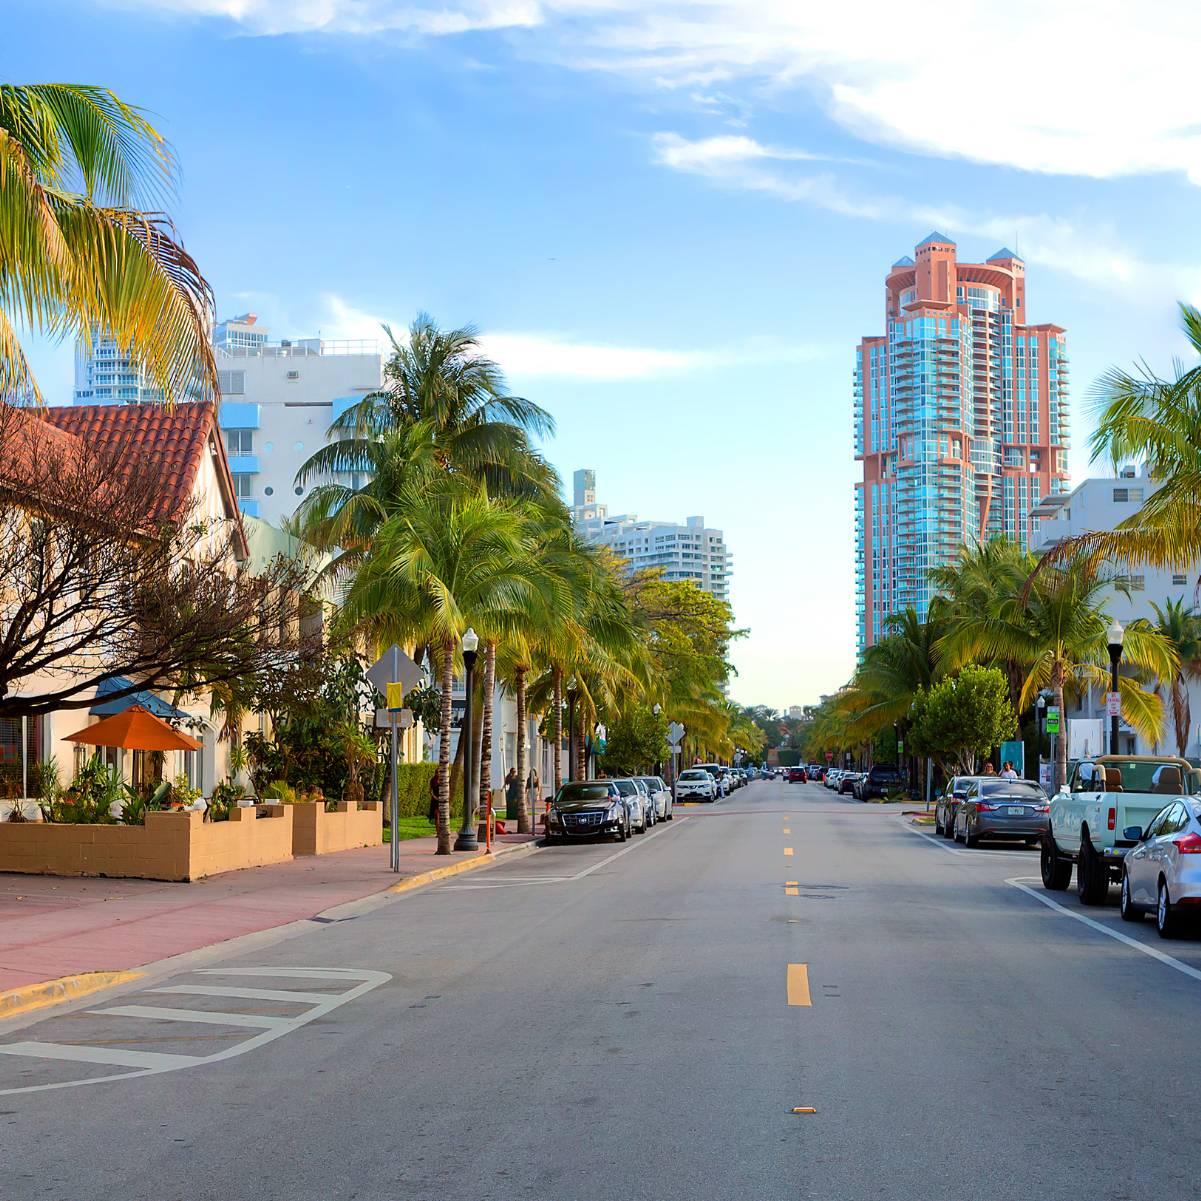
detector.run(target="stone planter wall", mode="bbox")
[291,800,382,857]
[0,804,293,882]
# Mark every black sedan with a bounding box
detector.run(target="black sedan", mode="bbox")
[543,781,630,844]
[954,780,1050,847]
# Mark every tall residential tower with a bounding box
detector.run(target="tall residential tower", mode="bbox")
[854,233,1071,656]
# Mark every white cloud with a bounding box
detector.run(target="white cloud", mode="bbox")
[308,294,826,379]
[652,131,1201,300]
[118,0,1201,184]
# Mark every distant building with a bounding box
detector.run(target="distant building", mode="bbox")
[854,233,1071,658]
[212,325,383,526]
[573,470,731,602]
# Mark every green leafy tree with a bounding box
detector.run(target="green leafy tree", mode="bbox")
[600,705,669,776]
[907,665,1019,777]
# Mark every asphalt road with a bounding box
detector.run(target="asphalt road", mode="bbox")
[4,777,1201,1200]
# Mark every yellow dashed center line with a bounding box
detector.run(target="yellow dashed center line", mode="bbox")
[787,964,812,1006]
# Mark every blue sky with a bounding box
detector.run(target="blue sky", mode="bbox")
[7,0,1201,709]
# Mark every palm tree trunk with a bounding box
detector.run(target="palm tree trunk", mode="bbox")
[479,642,496,829]
[515,666,529,834]
[575,710,586,781]
[1052,660,1067,793]
[553,667,563,790]
[437,637,454,855]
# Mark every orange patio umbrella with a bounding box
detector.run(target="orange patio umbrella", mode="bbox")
[64,705,202,752]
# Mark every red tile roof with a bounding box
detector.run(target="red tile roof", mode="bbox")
[3,401,247,558]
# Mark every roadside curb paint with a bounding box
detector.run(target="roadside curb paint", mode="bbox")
[386,840,539,894]
[0,971,146,1021]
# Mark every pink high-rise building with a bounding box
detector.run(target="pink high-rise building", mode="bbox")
[854,233,1071,656]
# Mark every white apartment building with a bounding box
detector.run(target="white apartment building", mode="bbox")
[572,469,732,601]
[73,338,164,403]
[211,320,383,527]
[1032,464,1200,757]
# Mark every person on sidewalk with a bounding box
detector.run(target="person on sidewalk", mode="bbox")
[526,767,540,826]
[504,768,521,821]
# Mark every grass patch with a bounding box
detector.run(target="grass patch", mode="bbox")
[382,818,438,842]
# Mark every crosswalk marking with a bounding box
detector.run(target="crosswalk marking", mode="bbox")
[0,966,391,1098]
[92,1005,291,1030]
[0,1042,201,1070]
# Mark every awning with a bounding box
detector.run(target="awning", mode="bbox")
[90,677,194,722]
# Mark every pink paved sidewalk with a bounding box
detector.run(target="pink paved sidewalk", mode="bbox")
[0,832,537,992]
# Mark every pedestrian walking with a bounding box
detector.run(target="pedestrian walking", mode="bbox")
[504,767,521,820]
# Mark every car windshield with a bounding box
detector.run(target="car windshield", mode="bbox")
[1074,760,1193,794]
[555,783,612,803]
[979,781,1045,799]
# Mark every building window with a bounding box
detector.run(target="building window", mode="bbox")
[225,429,253,455]
[231,474,253,499]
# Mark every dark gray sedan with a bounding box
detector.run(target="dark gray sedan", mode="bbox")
[954,780,1050,847]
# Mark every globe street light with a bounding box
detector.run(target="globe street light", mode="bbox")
[1107,618,1125,756]
[454,627,480,852]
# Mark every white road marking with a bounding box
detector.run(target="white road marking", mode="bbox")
[899,819,1039,859]
[444,817,689,889]
[0,1042,200,1070]
[93,1005,290,1030]
[0,966,390,1097]
[1007,877,1201,984]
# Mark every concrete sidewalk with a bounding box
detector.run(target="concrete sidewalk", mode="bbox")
[0,832,538,992]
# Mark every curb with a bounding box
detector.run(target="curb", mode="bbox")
[386,839,540,894]
[0,971,147,1022]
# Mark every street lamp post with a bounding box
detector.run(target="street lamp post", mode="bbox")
[1107,618,1125,756]
[454,628,480,852]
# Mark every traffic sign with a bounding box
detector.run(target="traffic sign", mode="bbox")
[1106,691,1122,718]
[366,644,423,700]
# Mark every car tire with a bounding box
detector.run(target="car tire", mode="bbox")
[963,820,978,848]
[1041,835,1072,891]
[1120,870,1143,922]
[1157,879,1179,939]
[1077,832,1109,906]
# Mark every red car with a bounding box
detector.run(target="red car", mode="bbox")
[786,767,807,783]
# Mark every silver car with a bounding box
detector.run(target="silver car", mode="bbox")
[612,778,647,833]
[639,776,673,821]
[1120,797,1201,937]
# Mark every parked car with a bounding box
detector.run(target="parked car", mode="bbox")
[935,776,983,839]
[953,780,1049,846]
[675,769,717,802]
[1120,797,1201,936]
[838,771,861,795]
[1044,755,1201,905]
[544,780,630,844]
[612,778,648,833]
[854,763,904,800]
[637,777,672,821]
[787,766,807,783]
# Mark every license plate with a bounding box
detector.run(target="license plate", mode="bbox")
[1008,806,1025,815]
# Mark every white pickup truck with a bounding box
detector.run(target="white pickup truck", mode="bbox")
[1042,755,1201,904]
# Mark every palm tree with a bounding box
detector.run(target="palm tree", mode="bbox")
[941,555,1176,789]
[1051,301,1201,573]
[338,480,539,853]
[1148,598,1201,756]
[306,313,561,506]
[1,83,215,403]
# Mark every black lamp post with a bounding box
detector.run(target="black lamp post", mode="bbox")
[1107,618,1125,756]
[454,627,480,852]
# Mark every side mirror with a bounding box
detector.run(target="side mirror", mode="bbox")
[1123,826,1144,842]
